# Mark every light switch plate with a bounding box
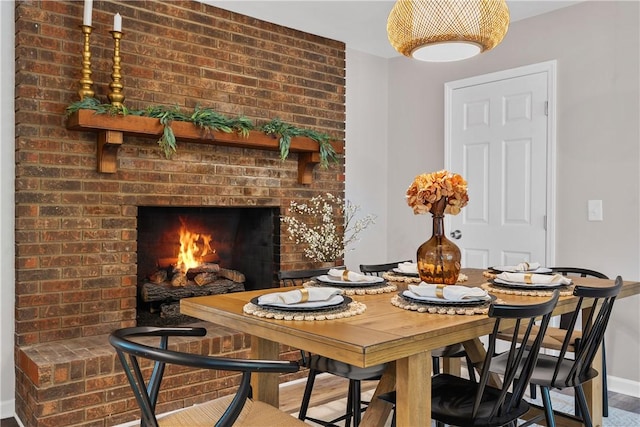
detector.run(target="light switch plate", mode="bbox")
[588,200,603,221]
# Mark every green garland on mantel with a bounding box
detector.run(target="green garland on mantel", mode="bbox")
[66,98,339,168]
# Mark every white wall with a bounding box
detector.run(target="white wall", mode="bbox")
[0,0,15,418]
[347,0,640,391]
[343,50,390,269]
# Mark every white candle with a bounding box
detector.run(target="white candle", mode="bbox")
[113,13,122,32]
[83,0,93,26]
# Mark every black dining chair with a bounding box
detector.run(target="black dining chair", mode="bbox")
[278,268,386,427]
[278,267,343,287]
[379,290,560,427]
[360,261,477,382]
[359,260,412,277]
[494,276,623,427]
[109,326,306,427]
[548,267,611,417]
[495,267,611,416]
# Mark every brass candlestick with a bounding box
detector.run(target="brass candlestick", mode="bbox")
[108,30,125,107]
[78,25,94,100]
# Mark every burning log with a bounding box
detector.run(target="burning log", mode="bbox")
[157,254,220,269]
[186,263,220,280]
[194,272,217,286]
[148,269,168,284]
[170,272,188,287]
[218,268,245,283]
[188,263,220,275]
[141,279,245,303]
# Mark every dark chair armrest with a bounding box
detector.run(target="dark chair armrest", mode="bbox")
[109,326,299,427]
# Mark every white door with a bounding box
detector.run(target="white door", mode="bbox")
[445,62,556,269]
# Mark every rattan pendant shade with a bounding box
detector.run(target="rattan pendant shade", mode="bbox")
[387,0,510,62]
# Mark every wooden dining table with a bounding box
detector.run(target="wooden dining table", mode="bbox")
[181,268,640,427]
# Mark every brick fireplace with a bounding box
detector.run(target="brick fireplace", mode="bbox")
[14,1,345,425]
[136,206,278,326]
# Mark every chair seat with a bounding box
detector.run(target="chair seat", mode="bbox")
[377,372,534,427]
[496,325,581,351]
[306,354,386,380]
[157,395,307,426]
[430,374,531,427]
[528,354,599,389]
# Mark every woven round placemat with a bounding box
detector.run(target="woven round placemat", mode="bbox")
[304,280,397,296]
[481,282,574,297]
[242,300,367,321]
[390,293,499,315]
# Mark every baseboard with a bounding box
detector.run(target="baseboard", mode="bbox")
[608,375,640,398]
[0,398,14,420]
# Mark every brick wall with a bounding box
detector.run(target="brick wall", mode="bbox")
[14,0,345,425]
[17,322,308,427]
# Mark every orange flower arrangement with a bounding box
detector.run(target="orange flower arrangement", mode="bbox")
[406,170,469,215]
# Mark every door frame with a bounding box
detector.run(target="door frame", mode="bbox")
[443,60,557,266]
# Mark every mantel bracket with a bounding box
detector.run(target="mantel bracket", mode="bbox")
[97,130,123,173]
[297,152,321,185]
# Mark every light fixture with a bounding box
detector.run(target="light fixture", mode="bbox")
[387,0,510,62]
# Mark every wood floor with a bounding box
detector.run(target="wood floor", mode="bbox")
[1,375,638,426]
[279,373,379,414]
[280,373,640,417]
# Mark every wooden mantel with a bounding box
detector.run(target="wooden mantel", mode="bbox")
[67,109,344,184]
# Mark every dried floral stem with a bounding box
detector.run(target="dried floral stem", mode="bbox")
[281,193,376,263]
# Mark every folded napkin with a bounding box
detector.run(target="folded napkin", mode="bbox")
[408,283,488,300]
[328,268,370,282]
[513,262,541,271]
[497,272,572,285]
[397,262,418,275]
[258,287,342,305]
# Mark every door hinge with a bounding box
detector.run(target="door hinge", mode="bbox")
[543,215,547,231]
[544,101,549,116]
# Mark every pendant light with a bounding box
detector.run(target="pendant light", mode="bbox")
[387,0,510,62]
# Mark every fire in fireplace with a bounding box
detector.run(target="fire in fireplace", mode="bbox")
[136,206,280,325]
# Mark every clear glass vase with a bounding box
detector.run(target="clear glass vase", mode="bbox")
[416,199,461,285]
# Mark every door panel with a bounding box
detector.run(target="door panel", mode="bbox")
[446,69,550,269]
[503,138,531,224]
[464,142,489,224]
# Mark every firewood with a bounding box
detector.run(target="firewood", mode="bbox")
[186,263,220,280]
[188,263,220,274]
[218,268,245,283]
[170,272,188,287]
[194,272,217,286]
[148,269,167,284]
[141,279,245,302]
[160,302,182,318]
[157,257,177,269]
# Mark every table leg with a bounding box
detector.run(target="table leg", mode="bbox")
[360,362,396,427]
[462,338,502,387]
[395,350,431,427]
[250,335,280,407]
[583,335,603,425]
[442,354,461,375]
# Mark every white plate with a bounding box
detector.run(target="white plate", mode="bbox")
[255,294,345,309]
[316,274,384,286]
[402,290,491,304]
[493,278,568,288]
[491,266,552,274]
[392,268,419,276]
